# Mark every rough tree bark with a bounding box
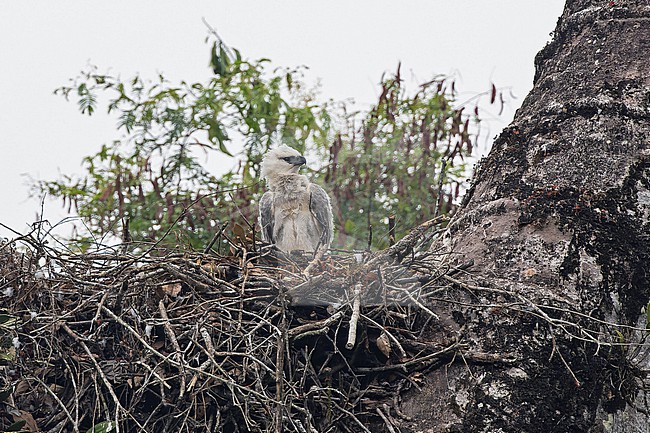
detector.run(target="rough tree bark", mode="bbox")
[400,1,650,432]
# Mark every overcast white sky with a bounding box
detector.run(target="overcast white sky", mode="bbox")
[0,1,565,238]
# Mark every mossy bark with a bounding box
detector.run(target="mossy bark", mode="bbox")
[401,1,650,431]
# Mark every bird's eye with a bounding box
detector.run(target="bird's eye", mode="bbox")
[281,157,291,162]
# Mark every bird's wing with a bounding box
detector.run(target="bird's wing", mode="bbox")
[308,184,334,246]
[259,191,274,243]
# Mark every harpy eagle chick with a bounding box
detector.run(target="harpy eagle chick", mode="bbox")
[258,145,333,253]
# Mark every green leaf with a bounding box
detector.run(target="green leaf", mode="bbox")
[210,42,232,76]
[85,421,115,433]
[207,118,223,142]
[0,388,11,402]
[6,420,26,432]
[210,42,223,75]
[0,314,16,325]
[206,119,232,156]
[286,73,293,91]
[219,44,230,69]
[645,301,650,331]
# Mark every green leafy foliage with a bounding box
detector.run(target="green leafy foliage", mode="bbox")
[316,67,475,249]
[39,38,489,251]
[43,40,327,249]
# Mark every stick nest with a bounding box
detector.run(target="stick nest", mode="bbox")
[0,218,464,433]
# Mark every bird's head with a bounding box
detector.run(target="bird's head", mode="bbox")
[260,145,307,182]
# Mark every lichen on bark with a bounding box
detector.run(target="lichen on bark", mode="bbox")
[402,1,650,431]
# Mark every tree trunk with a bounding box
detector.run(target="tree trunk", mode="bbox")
[401,1,650,431]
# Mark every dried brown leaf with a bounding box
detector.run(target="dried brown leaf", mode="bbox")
[13,410,38,432]
[162,282,182,297]
[376,332,392,358]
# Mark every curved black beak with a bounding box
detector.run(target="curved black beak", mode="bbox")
[286,155,307,166]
